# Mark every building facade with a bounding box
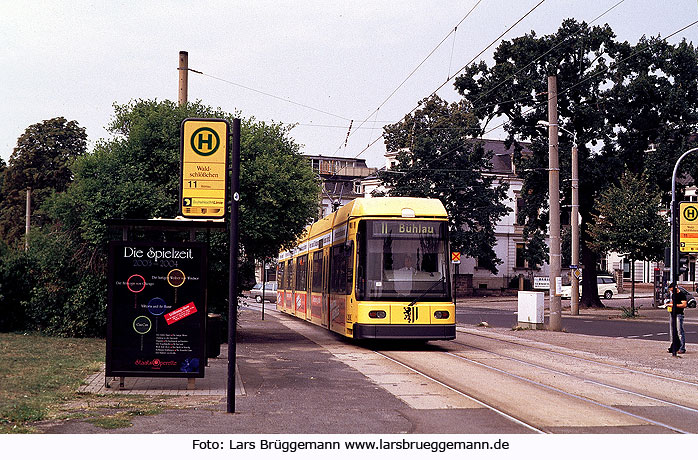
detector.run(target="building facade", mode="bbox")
[306,154,377,218]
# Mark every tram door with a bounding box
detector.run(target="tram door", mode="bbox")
[285,260,294,313]
[322,245,330,328]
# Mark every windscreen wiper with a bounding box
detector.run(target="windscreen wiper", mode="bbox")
[408,276,445,306]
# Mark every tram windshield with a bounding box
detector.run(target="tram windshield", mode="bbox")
[356,220,451,301]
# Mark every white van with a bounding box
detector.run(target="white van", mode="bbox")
[560,275,618,299]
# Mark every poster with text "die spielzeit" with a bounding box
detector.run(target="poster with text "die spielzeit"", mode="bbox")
[107,241,207,378]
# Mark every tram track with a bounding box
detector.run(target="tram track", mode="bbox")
[372,350,547,434]
[371,332,698,433]
[246,302,698,433]
[441,351,690,434]
[453,328,698,388]
[446,345,698,418]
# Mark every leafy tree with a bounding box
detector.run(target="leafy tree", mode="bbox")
[455,19,698,306]
[522,228,549,279]
[0,117,87,244]
[587,172,668,315]
[50,100,318,260]
[1,100,318,336]
[44,99,318,325]
[239,117,320,261]
[378,95,509,272]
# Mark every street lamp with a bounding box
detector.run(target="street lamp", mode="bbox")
[538,121,580,315]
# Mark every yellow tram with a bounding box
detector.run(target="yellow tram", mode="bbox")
[277,197,455,340]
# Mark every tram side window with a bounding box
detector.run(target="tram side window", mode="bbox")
[277,263,285,290]
[285,260,294,291]
[330,242,354,295]
[330,245,346,294]
[296,255,308,292]
[311,251,323,293]
[345,242,354,294]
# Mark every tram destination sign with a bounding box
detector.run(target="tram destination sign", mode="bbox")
[180,118,229,219]
[371,220,443,238]
[106,241,207,378]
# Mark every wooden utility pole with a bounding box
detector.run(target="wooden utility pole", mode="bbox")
[178,51,188,106]
[25,187,31,250]
[548,75,562,331]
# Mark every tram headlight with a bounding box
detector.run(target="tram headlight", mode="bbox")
[368,310,386,319]
[434,311,450,319]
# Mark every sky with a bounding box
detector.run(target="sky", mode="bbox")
[2,0,698,169]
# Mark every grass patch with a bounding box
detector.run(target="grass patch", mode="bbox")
[82,401,165,430]
[0,332,104,433]
[0,333,211,433]
[88,414,134,429]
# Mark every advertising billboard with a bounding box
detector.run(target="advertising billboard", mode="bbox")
[106,241,207,378]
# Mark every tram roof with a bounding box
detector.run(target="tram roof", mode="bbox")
[337,197,448,221]
[283,197,449,258]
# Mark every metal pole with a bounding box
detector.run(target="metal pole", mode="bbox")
[548,76,562,331]
[669,147,698,357]
[178,51,188,106]
[571,144,580,315]
[454,263,459,308]
[227,118,241,413]
[671,147,698,285]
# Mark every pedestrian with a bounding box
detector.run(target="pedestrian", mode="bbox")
[667,282,687,356]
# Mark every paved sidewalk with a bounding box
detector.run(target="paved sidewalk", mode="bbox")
[78,358,242,396]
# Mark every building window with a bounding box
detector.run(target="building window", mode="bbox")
[514,243,538,269]
[516,243,526,268]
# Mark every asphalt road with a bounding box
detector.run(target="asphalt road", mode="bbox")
[456,298,698,344]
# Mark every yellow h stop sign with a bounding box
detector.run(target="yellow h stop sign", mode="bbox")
[180,119,229,218]
[680,202,698,252]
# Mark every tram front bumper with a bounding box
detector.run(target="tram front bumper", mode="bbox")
[353,323,456,340]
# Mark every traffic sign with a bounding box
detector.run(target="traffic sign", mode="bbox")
[180,118,229,218]
[569,264,581,279]
[679,202,698,252]
[451,252,461,264]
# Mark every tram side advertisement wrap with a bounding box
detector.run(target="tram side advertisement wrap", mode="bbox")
[107,241,207,378]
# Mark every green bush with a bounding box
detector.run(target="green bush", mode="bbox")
[20,228,106,337]
[0,244,34,332]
